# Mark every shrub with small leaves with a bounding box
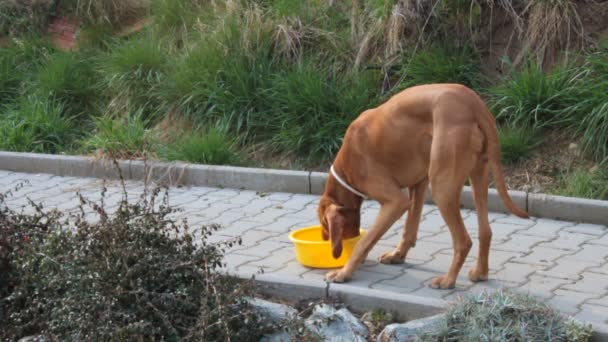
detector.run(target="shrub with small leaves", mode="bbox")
[0,165,269,341]
[419,290,593,341]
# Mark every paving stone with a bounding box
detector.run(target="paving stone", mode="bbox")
[370,282,416,294]
[488,222,527,241]
[418,214,446,233]
[247,208,293,223]
[380,268,441,290]
[347,270,397,288]
[566,244,608,263]
[548,289,598,315]
[494,215,533,226]
[588,233,608,247]
[587,263,608,275]
[575,304,608,327]
[562,271,608,294]
[281,194,317,209]
[512,246,572,266]
[442,248,522,270]
[513,275,574,299]
[467,278,520,294]
[275,259,311,278]
[493,262,547,284]
[217,220,263,237]
[563,223,607,236]
[406,241,450,262]
[587,294,608,307]
[536,231,594,251]
[410,285,459,300]
[517,219,570,238]
[493,234,548,253]
[300,269,330,282]
[538,259,599,281]
[223,253,262,269]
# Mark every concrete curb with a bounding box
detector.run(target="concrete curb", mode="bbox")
[0,151,606,225]
[237,273,608,341]
[235,273,445,321]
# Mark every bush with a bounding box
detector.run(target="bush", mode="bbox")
[420,290,593,341]
[498,125,541,165]
[0,96,75,153]
[0,172,268,340]
[160,126,244,166]
[555,165,608,200]
[83,109,158,159]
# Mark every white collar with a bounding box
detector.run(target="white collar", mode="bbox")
[330,165,368,199]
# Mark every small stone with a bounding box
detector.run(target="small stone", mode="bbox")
[304,304,369,342]
[568,143,578,151]
[589,165,599,173]
[377,314,445,342]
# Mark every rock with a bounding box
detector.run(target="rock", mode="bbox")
[589,165,599,173]
[260,331,293,342]
[304,304,368,342]
[246,297,298,323]
[377,314,445,342]
[18,337,46,342]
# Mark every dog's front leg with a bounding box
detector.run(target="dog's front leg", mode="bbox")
[326,195,410,283]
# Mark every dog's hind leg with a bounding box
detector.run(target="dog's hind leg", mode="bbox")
[468,159,492,282]
[379,178,429,264]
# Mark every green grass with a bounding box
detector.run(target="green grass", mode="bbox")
[0,97,75,153]
[498,126,541,165]
[83,110,157,158]
[160,126,244,166]
[555,166,608,200]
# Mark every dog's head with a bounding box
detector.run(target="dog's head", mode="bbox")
[317,196,361,259]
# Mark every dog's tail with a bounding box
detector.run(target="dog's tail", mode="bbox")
[476,103,529,219]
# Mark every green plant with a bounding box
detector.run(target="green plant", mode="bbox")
[498,125,541,165]
[83,109,157,158]
[0,96,75,153]
[554,165,608,200]
[489,59,584,130]
[0,172,269,340]
[419,290,593,341]
[161,126,244,166]
[35,51,99,117]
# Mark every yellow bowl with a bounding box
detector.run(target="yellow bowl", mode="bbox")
[288,225,365,269]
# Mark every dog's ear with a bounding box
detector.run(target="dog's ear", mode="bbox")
[326,204,346,259]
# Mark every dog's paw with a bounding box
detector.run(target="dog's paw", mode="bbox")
[325,269,351,283]
[429,275,455,289]
[468,267,489,282]
[378,250,405,265]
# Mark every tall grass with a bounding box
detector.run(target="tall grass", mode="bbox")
[489,59,584,130]
[0,38,51,104]
[578,49,608,162]
[555,166,608,200]
[0,97,75,153]
[35,51,99,117]
[100,33,167,121]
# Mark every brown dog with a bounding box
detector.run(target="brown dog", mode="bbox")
[318,83,529,289]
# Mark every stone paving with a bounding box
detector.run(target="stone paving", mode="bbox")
[1,170,608,331]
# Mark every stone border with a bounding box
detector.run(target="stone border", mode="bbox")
[0,151,607,225]
[241,273,608,341]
